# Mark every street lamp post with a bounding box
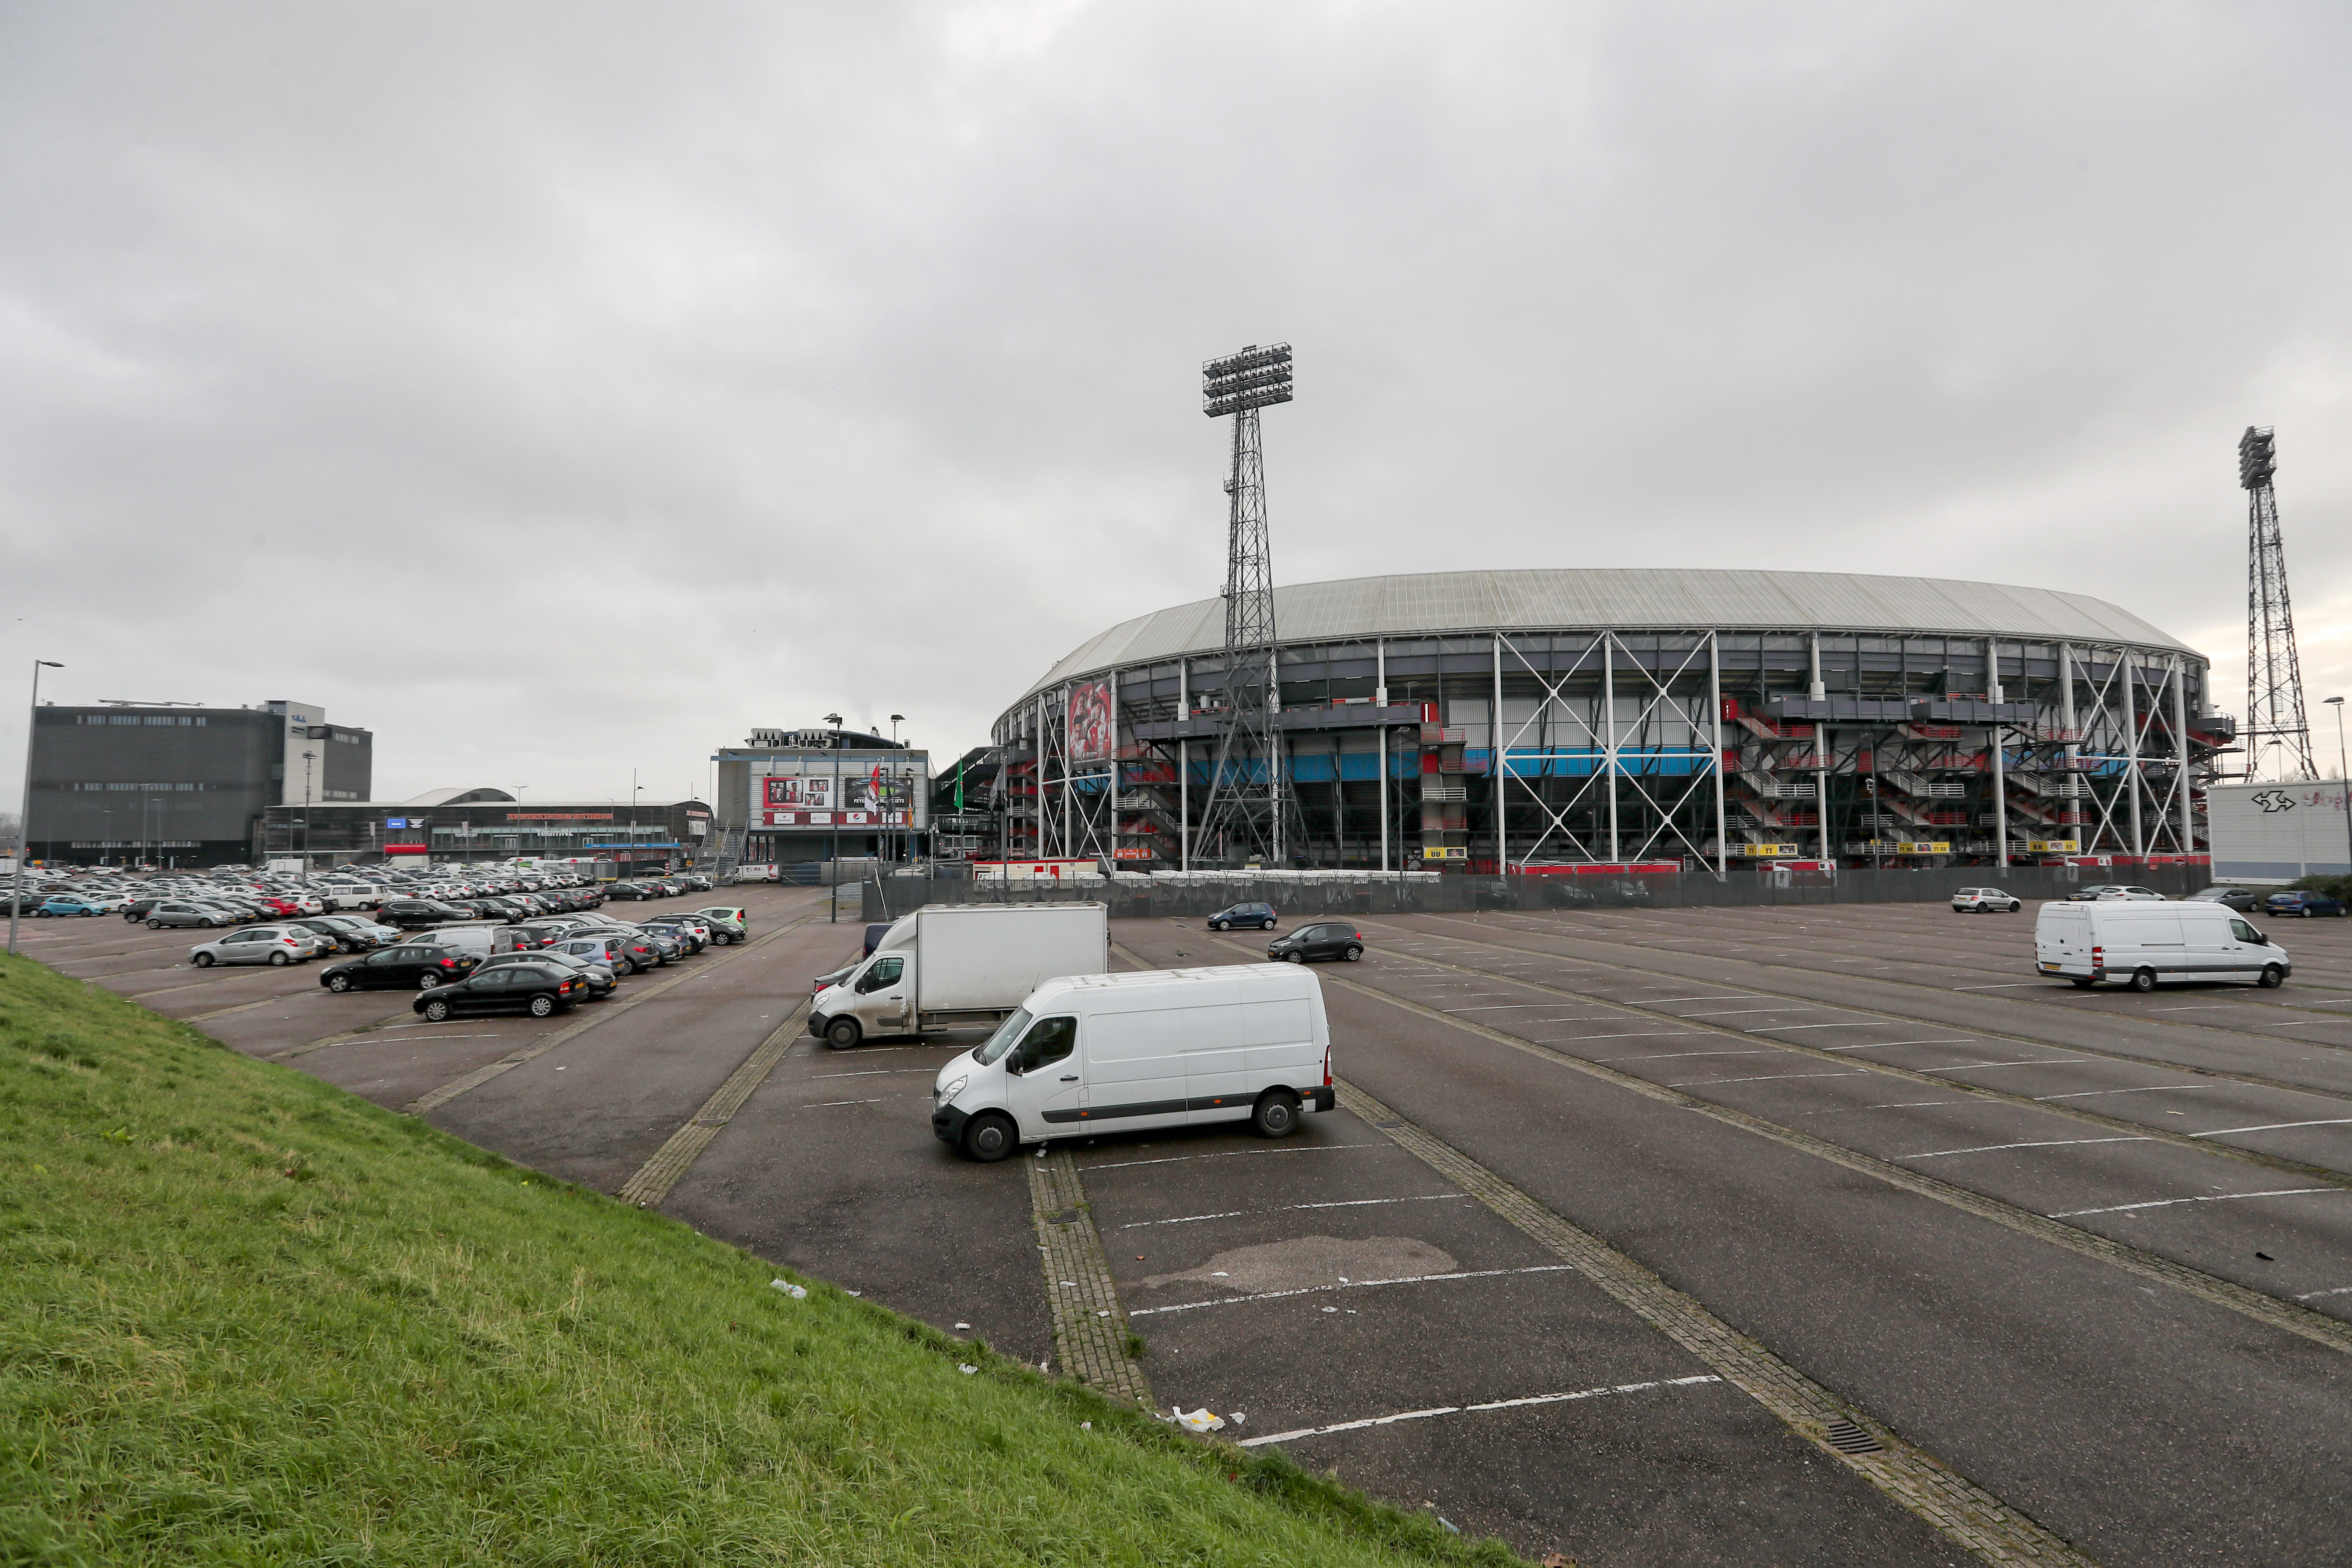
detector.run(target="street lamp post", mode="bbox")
[2326,696,2350,877]
[9,660,63,956]
[301,749,315,886]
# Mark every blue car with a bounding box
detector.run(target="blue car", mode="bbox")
[2265,891,2347,919]
[35,895,112,918]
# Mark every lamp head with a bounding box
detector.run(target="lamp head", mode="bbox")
[37,661,61,669]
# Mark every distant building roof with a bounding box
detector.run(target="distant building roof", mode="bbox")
[399,787,517,807]
[1018,567,2191,699]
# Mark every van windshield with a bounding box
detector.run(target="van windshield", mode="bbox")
[975,1008,1033,1066]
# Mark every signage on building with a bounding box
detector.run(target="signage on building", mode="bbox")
[505,812,612,821]
[2026,839,2080,854]
[1112,845,1154,861]
[1738,843,1801,857]
[386,817,407,829]
[385,843,430,856]
[1421,845,1467,860]
[1068,680,1113,766]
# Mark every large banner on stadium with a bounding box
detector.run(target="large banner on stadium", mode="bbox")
[1068,679,1113,766]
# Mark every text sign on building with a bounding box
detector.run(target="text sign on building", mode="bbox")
[505,812,612,821]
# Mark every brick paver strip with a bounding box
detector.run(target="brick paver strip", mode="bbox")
[616,997,815,1207]
[1205,928,2352,1359]
[1335,1077,2099,1567]
[1030,1149,1153,1407]
[401,911,820,1116]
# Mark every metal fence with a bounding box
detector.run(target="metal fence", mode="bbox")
[861,864,2212,923]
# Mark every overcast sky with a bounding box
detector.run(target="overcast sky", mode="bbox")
[6,1,2350,809]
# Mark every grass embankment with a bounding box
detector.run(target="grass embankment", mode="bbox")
[0,956,1521,1566]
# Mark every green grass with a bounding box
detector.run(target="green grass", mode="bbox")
[0,956,1522,1566]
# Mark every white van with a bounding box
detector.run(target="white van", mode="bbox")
[930,965,1336,1161]
[2034,899,2292,992]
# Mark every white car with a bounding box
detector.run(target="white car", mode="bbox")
[188,926,317,968]
[1951,887,2023,913]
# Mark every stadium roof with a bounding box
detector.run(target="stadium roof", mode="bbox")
[1018,568,2191,699]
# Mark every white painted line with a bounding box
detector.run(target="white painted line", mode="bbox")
[1540,1030,1700,1042]
[1237,1375,1725,1447]
[2295,1284,2352,1302]
[1599,1049,1773,1063]
[1678,1008,1822,1017]
[1629,995,1757,1004]
[2254,1020,2345,1029]
[1130,1264,1576,1316]
[1868,1100,1957,1109]
[803,1069,935,1079]
[1756,1021,1881,1031]
[1950,983,2043,990]
[805,1098,886,1109]
[1084,1144,1385,1172]
[2190,1118,2352,1139]
[1914,1059,2086,1074]
[1669,1071,1872,1088]
[1119,1194,1471,1229]
[2047,1187,2342,1219]
[1442,1004,1552,1013]
[2033,1085,2221,1102]
[1902,1136,2152,1160]
[1820,1038,1978,1051]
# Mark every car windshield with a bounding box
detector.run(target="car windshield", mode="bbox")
[974,1007,1033,1066]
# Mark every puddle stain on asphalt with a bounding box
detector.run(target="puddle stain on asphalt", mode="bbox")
[1138,1234,1458,1295]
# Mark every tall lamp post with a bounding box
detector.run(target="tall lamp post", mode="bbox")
[889,714,906,865]
[2326,696,2350,877]
[300,749,315,886]
[9,660,64,956]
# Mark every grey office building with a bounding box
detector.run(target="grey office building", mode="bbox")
[25,698,371,867]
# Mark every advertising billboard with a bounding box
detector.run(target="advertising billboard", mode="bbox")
[764,775,835,812]
[1068,680,1113,767]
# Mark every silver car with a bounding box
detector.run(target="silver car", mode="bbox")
[146,900,230,929]
[188,925,318,968]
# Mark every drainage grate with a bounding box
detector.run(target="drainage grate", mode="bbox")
[1822,1418,1884,1455]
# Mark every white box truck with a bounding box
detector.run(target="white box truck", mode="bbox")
[2034,898,2293,991]
[929,964,1336,1160]
[808,902,1110,1050]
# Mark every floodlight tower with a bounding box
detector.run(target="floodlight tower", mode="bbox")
[1194,343,1295,867]
[2241,426,2318,781]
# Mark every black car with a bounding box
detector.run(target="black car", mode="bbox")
[604,881,652,901]
[1208,901,1278,931]
[414,963,585,1021]
[474,949,616,998]
[1268,922,1366,964]
[318,943,481,992]
[287,917,373,953]
[379,897,472,930]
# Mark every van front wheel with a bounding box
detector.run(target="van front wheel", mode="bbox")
[2260,965,2286,989]
[962,1111,1017,1162]
[1252,1089,1301,1139]
[2130,968,2159,993]
[824,1017,862,1050]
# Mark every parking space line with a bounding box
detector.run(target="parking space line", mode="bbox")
[1238,1375,1727,1449]
[1130,1264,1577,1316]
[2049,1188,2340,1219]
[1904,1136,2153,1161]
[1331,1079,2097,1566]
[1667,1071,1872,1088]
[1118,1194,1470,1229]
[2190,1118,2352,1139]
[1083,1144,1383,1172]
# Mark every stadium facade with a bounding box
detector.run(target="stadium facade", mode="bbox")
[987,569,2231,874]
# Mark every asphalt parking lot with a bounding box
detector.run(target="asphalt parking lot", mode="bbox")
[35,890,2352,1565]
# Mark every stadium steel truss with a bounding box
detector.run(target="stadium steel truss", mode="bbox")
[991,570,2232,875]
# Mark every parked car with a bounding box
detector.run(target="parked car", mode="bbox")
[474,949,617,998]
[686,907,743,945]
[863,921,896,957]
[552,931,663,976]
[812,960,858,995]
[414,964,585,1021]
[318,943,482,992]
[34,895,113,918]
[378,898,472,930]
[604,881,653,901]
[145,900,231,929]
[286,917,375,953]
[2187,886,2266,912]
[2266,890,2348,919]
[2068,885,2164,902]
[1267,922,1366,963]
[1208,901,1279,931]
[1951,887,2023,913]
[315,914,401,946]
[642,916,710,953]
[188,926,315,968]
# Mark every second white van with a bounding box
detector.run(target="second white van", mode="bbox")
[930,964,1335,1161]
[2034,899,2292,992]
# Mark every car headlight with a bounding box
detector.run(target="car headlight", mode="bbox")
[937,1075,968,1106]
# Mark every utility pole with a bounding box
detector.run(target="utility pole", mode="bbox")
[2327,695,2350,875]
[301,749,315,885]
[9,660,63,955]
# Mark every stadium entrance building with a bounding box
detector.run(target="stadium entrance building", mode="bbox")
[991,569,2231,874]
